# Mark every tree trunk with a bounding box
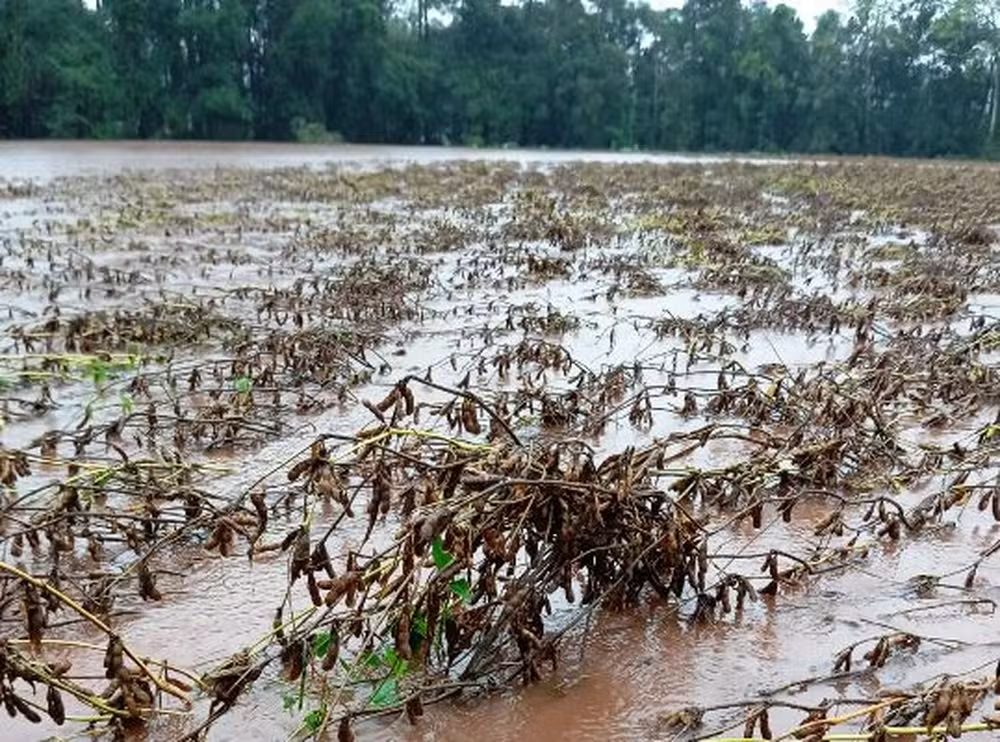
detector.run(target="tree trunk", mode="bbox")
[991,51,999,141]
[651,53,659,147]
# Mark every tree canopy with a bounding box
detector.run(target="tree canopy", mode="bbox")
[1,0,998,157]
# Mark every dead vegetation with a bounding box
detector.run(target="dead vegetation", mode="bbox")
[1,157,1000,741]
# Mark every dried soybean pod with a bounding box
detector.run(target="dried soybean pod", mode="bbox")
[735,579,748,610]
[406,695,424,725]
[287,458,312,482]
[375,387,399,413]
[138,563,162,601]
[925,686,951,728]
[307,572,322,606]
[104,636,124,679]
[759,708,772,739]
[946,686,968,738]
[887,516,901,540]
[312,541,335,578]
[461,398,481,435]
[697,541,708,590]
[716,582,731,614]
[219,523,235,556]
[46,685,65,725]
[290,529,310,582]
[833,648,852,672]
[11,695,41,723]
[324,572,359,608]
[250,490,268,531]
[338,717,356,742]
[24,583,45,651]
[395,608,413,661]
[780,499,794,523]
[322,629,340,672]
[402,384,415,416]
[280,640,304,682]
[863,501,877,521]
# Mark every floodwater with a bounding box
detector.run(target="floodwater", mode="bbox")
[0,143,997,742]
[0,140,803,183]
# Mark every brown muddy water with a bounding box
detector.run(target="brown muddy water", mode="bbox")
[1,143,999,742]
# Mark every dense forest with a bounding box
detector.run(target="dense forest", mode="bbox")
[0,0,998,157]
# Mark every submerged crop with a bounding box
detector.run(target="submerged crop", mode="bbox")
[0,157,999,741]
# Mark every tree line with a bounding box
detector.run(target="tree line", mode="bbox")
[1,0,998,157]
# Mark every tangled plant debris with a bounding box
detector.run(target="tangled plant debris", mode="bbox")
[1,157,1000,741]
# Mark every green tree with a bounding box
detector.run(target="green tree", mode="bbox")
[176,0,253,139]
[0,0,998,158]
[736,3,810,150]
[0,0,118,137]
[807,11,863,152]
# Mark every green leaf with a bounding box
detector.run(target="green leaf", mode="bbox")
[311,631,331,658]
[411,612,427,638]
[431,536,454,570]
[369,677,399,709]
[303,707,326,733]
[380,646,409,676]
[381,646,400,669]
[282,692,298,712]
[88,359,109,387]
[234,376,252,394]
[408,612,428,655]
[119,392,134,415]
[91,468,114,488]
[450,578,472,604]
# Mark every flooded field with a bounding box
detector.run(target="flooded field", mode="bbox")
[0,141,798,183]
[1,143,1000,742]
